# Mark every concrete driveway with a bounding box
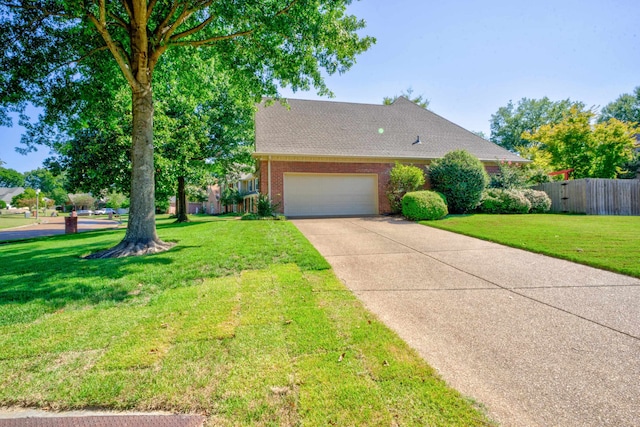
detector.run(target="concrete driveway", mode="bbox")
[292,216,640,427]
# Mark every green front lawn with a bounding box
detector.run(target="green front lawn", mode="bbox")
[0,217,491,426]
[423,214,640,278]
[0,213,37,229]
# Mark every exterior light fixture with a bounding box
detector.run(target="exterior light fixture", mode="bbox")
[413,136,421,145]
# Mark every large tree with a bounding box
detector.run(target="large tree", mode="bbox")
[522,107,638,179]
[44,50,255,222]
[599,86,640,124]
[2,0,373,258]
[490,97,583,152]
[153,51,254,222]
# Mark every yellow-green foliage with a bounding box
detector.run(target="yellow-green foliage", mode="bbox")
[522,107,638,178]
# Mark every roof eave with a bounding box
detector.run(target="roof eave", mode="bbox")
[252,151,530,163]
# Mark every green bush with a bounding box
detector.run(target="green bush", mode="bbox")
[256,194,280,217]
[521,189,552,213]
[489,162,528,189]
[429,150,488,213]
[386,163,426,213]
[0,200,6,209]
[401,191,448,221]
[480,189,531,214]
[490,162,551,188]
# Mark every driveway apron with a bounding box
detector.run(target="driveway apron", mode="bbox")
[292,216,640,427]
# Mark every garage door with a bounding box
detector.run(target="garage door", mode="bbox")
[284,173,378,217]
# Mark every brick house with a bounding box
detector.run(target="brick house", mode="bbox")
[254,97,525,217]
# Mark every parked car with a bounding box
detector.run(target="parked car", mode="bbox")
[94,209,106,215]
[76,210,93,216]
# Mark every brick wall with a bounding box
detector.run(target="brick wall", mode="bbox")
[257,159,500,215]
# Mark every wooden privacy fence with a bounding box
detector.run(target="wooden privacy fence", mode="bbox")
[533,179,640,215]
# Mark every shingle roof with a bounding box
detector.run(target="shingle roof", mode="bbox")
[254,97,525,162]
[0,187,24,203]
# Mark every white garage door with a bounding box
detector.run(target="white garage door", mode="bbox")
[284,173,378,217]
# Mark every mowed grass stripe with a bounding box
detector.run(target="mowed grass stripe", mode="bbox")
[0,217,493,425]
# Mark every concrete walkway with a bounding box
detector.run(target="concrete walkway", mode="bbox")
[0,216,120,242]
[292,216,640,427]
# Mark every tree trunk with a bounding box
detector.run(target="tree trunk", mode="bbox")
[85,85,174,258]
[85,5,174,259]
[175,175,189,222]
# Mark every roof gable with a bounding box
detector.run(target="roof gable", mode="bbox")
[255,98,525,162]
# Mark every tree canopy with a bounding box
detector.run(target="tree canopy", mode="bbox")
[489,97,583,152]
[522,107,638,179]
[599,86,640,124]
[1,0,374,257]
[0,166,25,187]
[23,167,68,205]
[11,187,46,210]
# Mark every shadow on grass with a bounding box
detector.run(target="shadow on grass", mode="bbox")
[0,224,204,311]
[1,218,329,326]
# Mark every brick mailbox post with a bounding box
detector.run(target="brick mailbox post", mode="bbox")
[65,212,78,234]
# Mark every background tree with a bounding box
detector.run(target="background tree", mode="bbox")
[472,130,488,139]
[599,86,640,124]
[522,107,638,178]
[383,88,430,109]
[11,188,45,210]
[0,167,25,187]
[490,97,583,152]
[2,0,374,258]
[153,52,255,222]
[69,193,97,211]
[23,168,68,205]
[104,191,128,211]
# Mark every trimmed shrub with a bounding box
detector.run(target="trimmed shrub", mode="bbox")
[386,163,426,213]
[480,189,531,214]
[401,191,448,221]
[521,189,552,213]
[0,200,6,209]
[429,150,489,213]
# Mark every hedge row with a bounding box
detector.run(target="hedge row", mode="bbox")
[479,188,551,214]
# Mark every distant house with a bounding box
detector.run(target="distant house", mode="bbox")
[168,184,222,215]
[253,98,526,217]
[219,172,259,213]
[0,187,25,209]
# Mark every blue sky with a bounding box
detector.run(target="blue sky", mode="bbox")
[1,0,638,173]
